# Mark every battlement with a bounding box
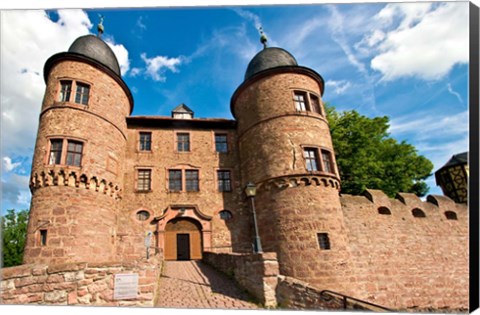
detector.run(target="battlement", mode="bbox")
[30,168,122,200]
[341,189,467,223]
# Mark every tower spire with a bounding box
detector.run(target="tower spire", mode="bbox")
[97,14,105,38]
[259,26,268,49]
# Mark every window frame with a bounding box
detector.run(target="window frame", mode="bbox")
[45,136,86,167]
[56,78,91,106]
[217,169,232,192]
[139,131,153,152]
[185,169,199,192]
[168,169,183,192]
[302,145,337,176]
[317,233,331,250]
[136,168,153,192]
[214,133,229,153]
[292,90,324,116]
[176,132,191,152]
[167,167,201,193]
[304,147,320,172]
[66,140,83,167]
[39,229,48,246]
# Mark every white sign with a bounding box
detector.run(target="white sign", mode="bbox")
[114,273,138,300]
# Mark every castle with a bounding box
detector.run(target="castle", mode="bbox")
[20,32,469,310]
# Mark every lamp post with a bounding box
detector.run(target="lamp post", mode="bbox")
[245,182,263,254]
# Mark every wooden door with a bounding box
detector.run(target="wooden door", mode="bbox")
[176,234,190,260]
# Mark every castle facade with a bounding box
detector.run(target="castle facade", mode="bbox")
[23,34,469,310]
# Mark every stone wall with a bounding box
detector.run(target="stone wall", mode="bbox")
[276,275,380,311]
[202,251,279,307]
[341,190,469,311]
[1,259,160,307]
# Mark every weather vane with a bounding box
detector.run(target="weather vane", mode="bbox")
[259,26,268,49]
[97,14,104,38]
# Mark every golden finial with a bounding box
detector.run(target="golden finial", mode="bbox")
[259,26,268,49]
[97,14,104,37]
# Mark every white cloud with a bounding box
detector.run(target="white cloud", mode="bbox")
[389,110,469,139]
[325,80,352,95]
[369,3,469,81]
[447,83,463,104]
[140,53,183,82]
[2,157,21,172]
[106,39,130,76]
[233,8,262,30]
[1,174,31,208]
[0,10,92,158]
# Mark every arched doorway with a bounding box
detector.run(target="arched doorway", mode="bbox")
[164,218,202,260]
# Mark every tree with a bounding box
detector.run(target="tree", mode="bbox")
[1,209,29,267]
[326,104,433,197]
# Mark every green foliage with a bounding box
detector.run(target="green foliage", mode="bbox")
[326,104,433,197]
[1,209,29,267]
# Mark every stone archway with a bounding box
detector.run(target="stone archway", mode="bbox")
[154,205,212,260]
[164,218,202,260]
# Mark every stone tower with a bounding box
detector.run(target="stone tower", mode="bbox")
[232,46,353,291]
[24,35,133,264]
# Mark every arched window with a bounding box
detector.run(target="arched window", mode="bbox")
[445,211,458,220]
[136,210,150,221]
[219,210,233,221]
[378,207,391,215]
[412,208,426,218]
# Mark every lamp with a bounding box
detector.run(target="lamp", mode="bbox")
[245,182,263,254]
[435,152,468,204]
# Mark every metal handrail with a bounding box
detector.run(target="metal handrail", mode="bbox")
[320,290,394,312]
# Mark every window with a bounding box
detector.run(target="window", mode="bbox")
[66,140,83,167]
[136,210,150,221]
[310,94,322,114]
[40,229,48,246]
[304,148,319,171]
[75,83,90,105]
[293,92,308,111]
[49,139,63,165]
[137,169,152,191]
[412,208,426,218]
[59,80,72,102]
[139,132,152,151]
[48,138,84,167]
[321,150,334,174]
[185,170,199,192]
[177,133,190,152]
[58,80,90,105]
[219,210,233,221]
[378,207,391,215]
[217,170,232,192]
[215,134,228,153]
[169,170,182,191]
[445,211,458,220]
[317,233,331,250]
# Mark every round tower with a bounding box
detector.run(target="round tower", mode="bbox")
[232,45,352,291]
[23,34,133,264]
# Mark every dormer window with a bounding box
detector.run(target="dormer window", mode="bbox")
[172,103,194,119]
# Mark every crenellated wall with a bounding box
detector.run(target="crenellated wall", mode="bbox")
[340,189,469,311]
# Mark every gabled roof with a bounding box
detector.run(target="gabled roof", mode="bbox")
[172,103,194,114]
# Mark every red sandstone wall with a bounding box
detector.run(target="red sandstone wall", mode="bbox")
[340,190,469,311]
[25,60,130,264]
[1,260,160,306]
[203,251,279,307]
[233,71,352,292]
[117,126,251,260]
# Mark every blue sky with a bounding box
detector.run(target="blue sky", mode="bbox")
[0,1,472,214]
